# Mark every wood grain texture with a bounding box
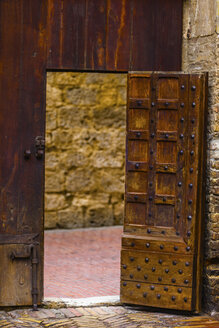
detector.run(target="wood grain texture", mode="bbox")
[122,72,208,312]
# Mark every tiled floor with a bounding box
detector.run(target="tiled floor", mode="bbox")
[44,226,123,299]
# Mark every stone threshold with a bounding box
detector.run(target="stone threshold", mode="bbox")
[43,295,121,308]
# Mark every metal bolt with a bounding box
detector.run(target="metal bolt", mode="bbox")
[135,163,140,169]
[191,85,196,91]
[191,134,195,139]
[191,118,195,123]
[137,100,142,106]
[148,213,152,217]
[163,197,166,202]
[152,267,156,272]
[176,232,180,236]
[184,297,188,302]
[161,230,165,234]
[150,150,153,154]
[149,182,153,187]
[24,149,31,160]
[177,214,180,219]
[151,119,154,123]
[181,85,185,90]
[130,257,134,262]
[164,166,168,170]
[149,165,153,170]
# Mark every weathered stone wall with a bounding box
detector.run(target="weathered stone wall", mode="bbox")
[182,0,219,315]
[45,73,126,229]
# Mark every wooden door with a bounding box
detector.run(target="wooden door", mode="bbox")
[121,72,208,312]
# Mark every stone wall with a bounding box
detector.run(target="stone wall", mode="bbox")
[45,73,126,229]
[182,0,219,315]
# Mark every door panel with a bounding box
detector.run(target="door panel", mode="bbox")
[121,72,207,311]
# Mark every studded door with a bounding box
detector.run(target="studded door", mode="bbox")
[121,72,208,311]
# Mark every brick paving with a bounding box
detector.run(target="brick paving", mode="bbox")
[0,306,219,328]
[44,226,123,298]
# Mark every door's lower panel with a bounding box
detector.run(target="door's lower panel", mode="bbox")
[120,280,193,311]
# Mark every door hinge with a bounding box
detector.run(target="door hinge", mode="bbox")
[35,136,45,160]
[10,243,39,311]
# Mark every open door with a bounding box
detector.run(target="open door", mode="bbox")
[121,72,208,312]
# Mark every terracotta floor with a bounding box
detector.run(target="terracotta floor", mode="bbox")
[44,226,123,299]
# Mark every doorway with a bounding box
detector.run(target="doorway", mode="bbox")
[44,72,127,301]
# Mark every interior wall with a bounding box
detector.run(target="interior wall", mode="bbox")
[182,0,219,315]
[45,72,126,229]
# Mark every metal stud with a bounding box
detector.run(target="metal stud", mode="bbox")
[165,102,169,107]
[174,246,178,251]
[136,132,141,137]
[149,165,153,170]
[137,266,141,271]
[189,183,193,188]
[191,134,195,139]
[151,102,155,107]
[191,118,195,124]
[186,246,191,252]
[135,163,140,169]
[178,288,182,294]
[178,182,182,187]
[149,182,153,187]
[131,242,135,247]
[160,244,164,250]
[130,257,134,262]
[148,213,152,217]
[123,264,127,269]
[190,168,193,173]
[188,199,192,204]
[184,297,188,302]
[149,196,153,201]
[187,215,192,221]
[163,197,166,202]
[190,150,194,156]
[179,150,184,155]
[164,287,168,291]
[137,100,142,106]
[157,294,161,299]
[161,230,166,235]
[178,269,183,274]
[180,117,184,123]
[164,166,168,170]
[165,134,169,139]
[180,134,184,139]
[184,279,189,284]
[177,214,180,219]
[185,262,190,267]
[130,274,133,279]
[181,85,185,90]
[165,269,169,273]
[172,296,176,301]
[172,278,176,283]
[151,133,155,138]
[172,260,177,265]
[145,258,149,263]
[150,286,155,290]
[146,243,150,248]
[144,275,148,280]
[150,150,154,154]
[134,195,138,201]
[147,228,151,233]
[123,282,127,286]
[158,277,162,282]
[136,284,141,289]
[176,232,180,236]
[152,267,156,272]
[192,102,196,107]
[187,231,191,237]
[143,292,147,298]
[159,259,163,264]
[191,85,196,91]
[151,119,154,123]
[180,102,184,107]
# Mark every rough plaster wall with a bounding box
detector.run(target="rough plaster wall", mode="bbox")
[45,73,126,229]
[182,0,219,315]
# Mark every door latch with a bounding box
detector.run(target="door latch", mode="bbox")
[10,243,39,311]
[35,136,45,159]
